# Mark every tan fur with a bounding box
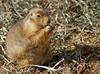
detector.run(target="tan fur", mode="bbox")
[6,8,52,67]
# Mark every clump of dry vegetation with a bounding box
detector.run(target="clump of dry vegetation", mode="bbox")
[0,0,100,74]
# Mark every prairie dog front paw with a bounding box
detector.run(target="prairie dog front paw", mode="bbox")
[45,26,53,32]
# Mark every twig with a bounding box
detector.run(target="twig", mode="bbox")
[0,54,10,63]
[53,58,64,68]
[85,14,93,26]
[72,60,79,65]
[11,0,23,18]
[71,0,81,6]
[85,13,93,26]
[21,65,57,71]
[0,27,8,32]
[2,66,13,73]
[0,45,6,55]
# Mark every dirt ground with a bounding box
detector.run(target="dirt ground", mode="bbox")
[0,0,100,74]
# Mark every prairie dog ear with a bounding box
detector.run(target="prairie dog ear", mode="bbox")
[29,10,35,16]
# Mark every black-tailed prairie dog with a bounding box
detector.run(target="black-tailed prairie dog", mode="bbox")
[6,8,53,67]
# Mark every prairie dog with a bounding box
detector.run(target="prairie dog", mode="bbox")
[6,8,53,67]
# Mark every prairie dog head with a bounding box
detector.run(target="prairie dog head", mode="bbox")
[27,8,49,29]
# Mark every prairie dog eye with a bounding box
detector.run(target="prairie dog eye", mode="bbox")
[37,14,41,17]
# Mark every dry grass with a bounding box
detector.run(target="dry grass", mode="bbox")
[0,0,100,74]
